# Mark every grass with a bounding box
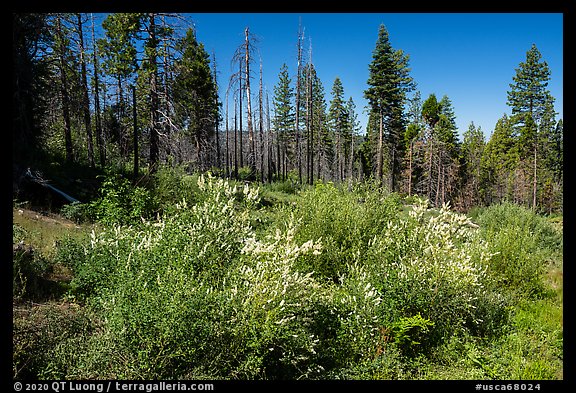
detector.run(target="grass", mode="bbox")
[13,207,89,259]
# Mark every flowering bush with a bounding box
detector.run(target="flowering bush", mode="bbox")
[226,216,329,378]
[364,197,507,348]
[44,176,541,379]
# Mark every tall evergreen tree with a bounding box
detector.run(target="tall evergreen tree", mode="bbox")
[328,77,349,182]
[459,122,485,210]
[364,24,414,189]
[98,13,141,158]
[54,15,76,164]
[345,97,361,183]
[172,28,218,170]
[506,44,556,210]
[75,13,96,168]
[272,63,295,180]
[481,114,519,205]
[13,14,52,165]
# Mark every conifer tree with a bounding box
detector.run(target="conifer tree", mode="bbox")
[460,122,485,210]
[272,63,295,180]
[328,77,348,182]
[172,28,218,170]
[364,24,414,189]
[481,114,519,205]
[98,13,141,158]
[507,44,556,210]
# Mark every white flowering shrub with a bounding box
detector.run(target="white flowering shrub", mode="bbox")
[333,261,386,361]
[65,175,260,378]
[224,216,330,379]
[364,197,506,348]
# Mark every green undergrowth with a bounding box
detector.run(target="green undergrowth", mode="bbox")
[12,169,563,380]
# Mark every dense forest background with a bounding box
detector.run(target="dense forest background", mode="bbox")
[13,13,562,213]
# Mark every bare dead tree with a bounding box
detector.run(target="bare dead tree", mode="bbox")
[75,13,95,168]
[91,13,106,167]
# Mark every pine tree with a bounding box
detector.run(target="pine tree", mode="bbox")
[480,114,519,205]
[402,91,424,196]
[13,13,52,164]
[272,63,295,180]
[172,28,218,171]
[507,44,556,210]
[346,97,361,183]
[98,13,141,159]
[328,77,348,182]
[460,122,485,210]
[364,23,414,189]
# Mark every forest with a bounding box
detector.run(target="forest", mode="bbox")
[13,13,563,382]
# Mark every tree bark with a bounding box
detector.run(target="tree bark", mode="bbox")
[376,110,383,185]
[91,13,106,167]
[132,85,139,181]
[148,13,160,171]
[76,13,95,168]
[244,28,255,174]
[56,16,74,164]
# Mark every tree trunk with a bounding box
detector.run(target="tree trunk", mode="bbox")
[244,28,255,174]
[428,137,434,200]
[213,52,221,169]
[132,85,138,182]
[295,24,303,184]
[308,64,314,185]
[56,17,74,164]
[148,13,160,171]
[76,14,95,168]
[266,91,273,182]
[238,59,243,169]
[258,60,264,182]
[91,13,106,167]
[225,90,230,177]
[376,110,383,185]
[234,96,238,178]
[408,140,413,196]
[532,141,537,210]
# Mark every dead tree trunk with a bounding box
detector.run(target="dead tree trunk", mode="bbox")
[76,13,95,168]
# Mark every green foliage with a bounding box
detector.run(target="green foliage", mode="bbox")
[89,171,156,225]
[60,201,91,223]
[390,314,435,354]
[476,201,562,297]
[15,171,562,380]
[13,302,95,379]
[363,198,510,348]
[148,163,200,214]
[13,223,28,244]
[13,243,50,300]
[172,27,218,141]
[237,166,255,181]
[286,181,401,281]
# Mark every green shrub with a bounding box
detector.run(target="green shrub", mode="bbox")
[227,219,330,379]
[362,198,509,348]
[13,242,53,300]
[476,202,562,297]
[13,224,28,244]
[60,202,91,224]
[89,172,156,225]
[237,166,255,181]
[64,175,260,378]
[148,163,201,214]
[288,181,400,281]
[13,302,95,379]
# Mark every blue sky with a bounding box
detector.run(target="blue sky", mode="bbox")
[184,13,563,139]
